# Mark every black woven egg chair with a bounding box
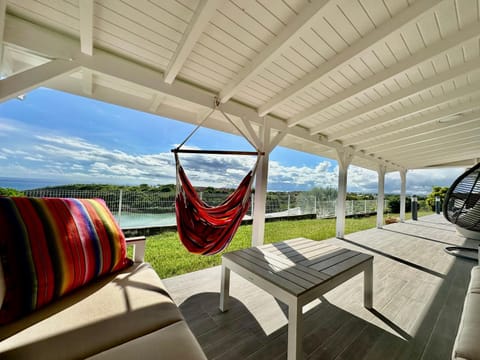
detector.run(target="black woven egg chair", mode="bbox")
[444,162,480,260]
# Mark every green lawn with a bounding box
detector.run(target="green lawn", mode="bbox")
[141,211,433,278]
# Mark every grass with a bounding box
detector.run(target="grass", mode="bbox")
[141,210,433,278]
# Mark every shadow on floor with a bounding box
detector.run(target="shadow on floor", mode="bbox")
[179,292,407,360]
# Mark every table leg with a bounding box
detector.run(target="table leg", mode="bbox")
[219,265,230,312]
[364,260,373,309]
[287,301,303,360]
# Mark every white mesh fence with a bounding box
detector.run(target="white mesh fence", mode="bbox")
[24,189,388,228]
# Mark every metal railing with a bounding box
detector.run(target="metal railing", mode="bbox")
[24,189,388,228]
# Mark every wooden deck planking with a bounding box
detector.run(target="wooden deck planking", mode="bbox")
[164,215,477,359]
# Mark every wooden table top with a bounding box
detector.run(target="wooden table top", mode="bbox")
[222,238,373,297]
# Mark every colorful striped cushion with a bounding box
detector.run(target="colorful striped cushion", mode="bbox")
[0,197,131,324]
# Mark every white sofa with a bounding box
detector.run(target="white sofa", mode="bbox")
[0,237,207,360]
[452,249,480,360]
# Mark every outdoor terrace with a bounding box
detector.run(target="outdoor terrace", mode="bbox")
[164,214,477,360]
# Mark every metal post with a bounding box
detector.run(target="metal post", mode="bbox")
[412,195,418,220]
[435,196,441,214]
[287,193,290,216]
[117,189,123,225]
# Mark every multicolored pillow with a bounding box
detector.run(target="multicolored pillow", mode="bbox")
[0,197,132,324]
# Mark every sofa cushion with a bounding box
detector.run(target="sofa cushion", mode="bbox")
[0,197,131,324]
[0,263,184,360]
[86,321,207,360]
[453,266,480,360]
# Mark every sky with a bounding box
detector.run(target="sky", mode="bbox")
[0,87,464,194]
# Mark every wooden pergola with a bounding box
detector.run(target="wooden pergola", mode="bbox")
[1,0,479,245]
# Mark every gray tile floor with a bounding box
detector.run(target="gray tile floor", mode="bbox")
[164,215,477,359]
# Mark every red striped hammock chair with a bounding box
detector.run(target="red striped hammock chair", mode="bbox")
[174,153,259,255]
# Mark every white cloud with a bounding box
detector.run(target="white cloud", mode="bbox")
[0,132,466,194]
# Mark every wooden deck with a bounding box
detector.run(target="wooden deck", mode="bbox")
[163,215,478,360]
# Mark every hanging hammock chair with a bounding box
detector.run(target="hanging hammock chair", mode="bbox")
[443,162,480,260]
[443,162,480,233]
[174,153,258,255]
[172,100,263,255]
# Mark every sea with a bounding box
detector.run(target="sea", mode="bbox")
[0,177,76,190]
[0,177,178,227]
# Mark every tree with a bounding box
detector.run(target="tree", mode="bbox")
[0,187,25,196]
[388,195,411,213]
[425,186,449,211]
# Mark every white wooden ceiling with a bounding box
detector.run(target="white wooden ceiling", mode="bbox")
[1,0,480,172]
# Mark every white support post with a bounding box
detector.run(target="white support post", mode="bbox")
[251,121,270,247]
[399,169,407,222]
[251,153,269,247]
[336,148,353,239]
[377,165,386,228]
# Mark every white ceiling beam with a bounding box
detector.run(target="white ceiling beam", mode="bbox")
[309,58,480,135]
[218,0,330,104]
[0,59,80,102]
[163,0,223,84]
[375,123,480,156]
[394,142,480,162]
[378,132,480,157]
[368,117,480,152]
[328,84,480,142]
[259,0,442,118]
[349,99,480,148]
[79,0,93,56]
[149,94,166,112]
[4,13,400,172]
[400,150,480,169]
[362,115,480,152]
[82,68,93,95]
[290,20,480,129]
[0,0,6,74]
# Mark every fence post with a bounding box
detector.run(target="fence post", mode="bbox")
[314,196,317,217]
[251,193,254,216]
[287,193,290,215]
[117,189,123,225]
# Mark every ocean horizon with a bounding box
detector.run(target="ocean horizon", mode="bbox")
[0,177,74,190]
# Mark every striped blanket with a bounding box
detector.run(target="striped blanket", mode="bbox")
[0,197,131,324]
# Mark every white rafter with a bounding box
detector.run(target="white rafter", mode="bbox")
[360,113,480,151]
[218,0,330,104]
[0,59,80,102]
[288,19,480,129]
[331,86,480,142]
[79,0,93,56]
[164,0,223,84]
[3,13,401,172]
[349,100,480,148]
[371,119,480,152]
[259,0,443,118]
[0,0,6,73]
[308,58,480,136]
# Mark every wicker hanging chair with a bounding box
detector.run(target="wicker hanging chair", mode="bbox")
[443,162,480,233]
[443,162,480,259]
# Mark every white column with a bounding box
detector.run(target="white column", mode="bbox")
[251,120,271,247]
[336,148,353,239]
[377,165,386,228]
[399,169,407,222]
[252,153,269,247]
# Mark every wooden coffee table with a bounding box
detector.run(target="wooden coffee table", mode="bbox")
[219,238,373,360]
